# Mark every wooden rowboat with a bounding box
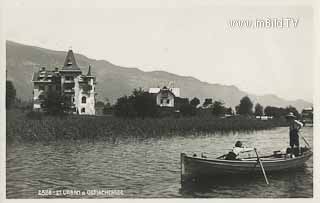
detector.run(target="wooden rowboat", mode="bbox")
[180,148,312,183]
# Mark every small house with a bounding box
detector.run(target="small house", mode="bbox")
[149,86,179,108]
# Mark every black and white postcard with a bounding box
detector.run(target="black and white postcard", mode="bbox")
[1,0,318,201]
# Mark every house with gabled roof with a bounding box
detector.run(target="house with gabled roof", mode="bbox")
[149,86,180,107]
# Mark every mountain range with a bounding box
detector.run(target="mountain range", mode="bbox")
[6,40,312,112]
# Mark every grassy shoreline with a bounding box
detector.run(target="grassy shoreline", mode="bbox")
[6,109,286,143]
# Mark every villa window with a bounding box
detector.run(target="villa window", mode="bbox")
[81,108,85,113]
[82,96,86,103]
[64,83,74,90]
[162,92,168,97]
[65,76,74,81]
[166,99,170,104]
[160,99,163,104]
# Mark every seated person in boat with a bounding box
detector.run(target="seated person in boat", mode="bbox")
[286,112,303,156]
[225,141,254,160]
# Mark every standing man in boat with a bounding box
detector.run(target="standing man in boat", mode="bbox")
[286,112,303,155]
[225,141,254,160]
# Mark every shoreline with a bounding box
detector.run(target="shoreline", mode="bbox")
[6,109,287,144]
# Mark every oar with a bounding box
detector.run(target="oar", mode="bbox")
[298,132,311,149]
[254,148,269,185]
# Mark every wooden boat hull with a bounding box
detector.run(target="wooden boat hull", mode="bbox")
[181,150,312,182]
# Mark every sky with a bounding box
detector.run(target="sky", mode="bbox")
[4,0,314,102]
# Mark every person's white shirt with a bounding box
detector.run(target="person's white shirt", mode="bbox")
[232,146,254,156]
[290,120,303,131]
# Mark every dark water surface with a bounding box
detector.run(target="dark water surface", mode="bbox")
[6,127,313,198]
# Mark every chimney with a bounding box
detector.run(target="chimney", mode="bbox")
[55,67,59,72]
[41,66,46,71]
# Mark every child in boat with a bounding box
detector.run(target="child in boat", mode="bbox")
[286,112,303,156]
[225,141,255,160]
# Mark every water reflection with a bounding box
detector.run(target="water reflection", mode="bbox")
[6,127,313,198]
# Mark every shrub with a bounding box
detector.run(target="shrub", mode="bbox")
[26,111,43,120]
[179,103,196,116]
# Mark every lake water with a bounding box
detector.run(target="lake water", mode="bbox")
[6,127,313,198]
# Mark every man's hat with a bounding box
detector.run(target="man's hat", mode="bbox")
[286,112,296,119]
[235,141,243,147]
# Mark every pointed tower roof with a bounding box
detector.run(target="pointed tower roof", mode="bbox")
[60,49,82,73]
[87,65,92,76]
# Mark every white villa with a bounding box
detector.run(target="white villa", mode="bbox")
[31,49,97,115]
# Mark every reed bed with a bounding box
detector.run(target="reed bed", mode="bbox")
[6,109,285,144]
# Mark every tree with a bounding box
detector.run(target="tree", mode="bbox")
[238,96,253,115]
[190,97,200,107]
[211,101,226,116]
[235,105,240,115]
[203,98,213,108]
[114,95,136,118]
[254,103,264,116]
[175,97,189,110]
[114,88,158,118]
[132,88,158,118]
[264,106,287,118]
[6,80,16,109]
[101,100,112,115]
[265,106,280,117]
[225,107,234,115]
[42,89,65,115]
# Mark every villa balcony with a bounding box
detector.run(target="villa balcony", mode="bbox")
[64,89,74,93]
[64,80,75,83]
